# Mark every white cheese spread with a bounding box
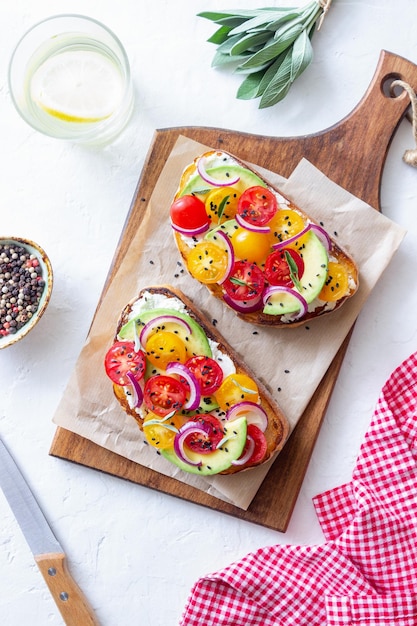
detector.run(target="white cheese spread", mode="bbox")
[122,291,236,414]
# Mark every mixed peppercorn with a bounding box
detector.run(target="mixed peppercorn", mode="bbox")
[0,243,46,337]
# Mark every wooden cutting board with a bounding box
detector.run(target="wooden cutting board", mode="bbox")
[50,51,417,532]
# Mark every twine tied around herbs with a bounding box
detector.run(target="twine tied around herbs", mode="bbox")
[390,79,417,168]
[318,0,333,30]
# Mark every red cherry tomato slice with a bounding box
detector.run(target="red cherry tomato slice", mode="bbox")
[237,186,278,226]
[144,375,187,416]
[264,248,305,287]
[170,195,210,230]
[223,260,265,301]
[185,356,224,395]
[243,424,268,465]
[184,414,224,454]
[104,341,146,386]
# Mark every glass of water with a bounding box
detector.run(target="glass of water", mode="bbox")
[8,14,134,144]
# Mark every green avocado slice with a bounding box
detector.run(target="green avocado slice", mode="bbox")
[118,308,212,359]
[263,231,328,315]
[180,394,220,415]
[160,416,247,475]
[204,219,239,241]
[180,164,267,198]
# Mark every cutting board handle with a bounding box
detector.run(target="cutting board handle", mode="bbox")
[310,49,417,209]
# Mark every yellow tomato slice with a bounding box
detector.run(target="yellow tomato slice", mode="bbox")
[231,227,272,264]
[214,373,259,411]
[319,261,349,302]
[187,241,229,284]
[205,187,241,224]
[145,330,187,368]
[143,412,185,449]
[268,208,306,246]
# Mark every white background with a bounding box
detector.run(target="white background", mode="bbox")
[1,1,417,624]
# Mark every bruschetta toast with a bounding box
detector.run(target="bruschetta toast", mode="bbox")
[104,286,289,475]
[170,150,359,327]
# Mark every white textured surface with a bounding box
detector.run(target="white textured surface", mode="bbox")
[1,1,417,625]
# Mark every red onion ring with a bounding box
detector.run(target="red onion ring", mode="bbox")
[174,421,212,466]
[171,220,210,237]
[139,315,192,348]
[226,401,268,432]
[235,213,270,234]
[126,371,144,408]
[272,223,310,251]
[223,292,263,314]
[310,223,332,252]
[231,436,255,466]
[197,157,240,187]
[165,362,201,411]
[211,230,235,284]
[262,285,308,320]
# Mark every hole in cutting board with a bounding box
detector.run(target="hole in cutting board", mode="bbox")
[381,73,403,97]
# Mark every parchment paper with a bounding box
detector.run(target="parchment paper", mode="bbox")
[52,136,406,510]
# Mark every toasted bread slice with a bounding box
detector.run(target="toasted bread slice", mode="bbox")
[171,150,359,327]
[106,285,289,476]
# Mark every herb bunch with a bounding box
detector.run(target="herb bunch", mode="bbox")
[198,1,331,109]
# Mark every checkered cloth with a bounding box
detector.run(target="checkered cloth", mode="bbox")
[179,351,417,625]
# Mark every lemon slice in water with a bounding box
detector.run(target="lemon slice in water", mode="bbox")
[30,49,125,123]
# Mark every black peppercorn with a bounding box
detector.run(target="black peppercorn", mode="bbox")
[0,244,46,337]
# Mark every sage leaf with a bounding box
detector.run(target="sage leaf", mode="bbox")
[207,26,232,45]
[230,31,272,56]
[198,0,332,108]
[217,34,246,55]
[284,250,302,291]
[211,50,247,68]
[267,11,305,32]
[236,69,268,100]
[228,10,291,35]
[256,53,288,97]
[259,48,294,108]
[217,195,230,220]
[290,30,313,81]
[237,22,304,71]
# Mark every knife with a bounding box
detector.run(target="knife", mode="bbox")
[0,437,99,626]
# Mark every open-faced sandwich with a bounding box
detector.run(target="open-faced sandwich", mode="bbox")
[104,286,289,476]
[170,150,359,327]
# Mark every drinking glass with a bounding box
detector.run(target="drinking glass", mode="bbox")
[8,15,134,144]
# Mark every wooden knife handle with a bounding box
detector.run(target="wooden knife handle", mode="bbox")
[35,552,100,626]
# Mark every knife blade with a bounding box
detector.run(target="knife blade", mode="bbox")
[0,437,99,626]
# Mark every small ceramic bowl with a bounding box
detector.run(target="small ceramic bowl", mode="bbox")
[0,237,53,349]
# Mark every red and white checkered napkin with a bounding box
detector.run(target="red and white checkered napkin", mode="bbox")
[179,352,417,625]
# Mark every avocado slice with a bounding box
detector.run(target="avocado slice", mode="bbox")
[160,416,247,475]
[181,394,220,415]
[118,308,212,359]
[263,231,328,315]
[180,165,267,198]
[204,219,239,242]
